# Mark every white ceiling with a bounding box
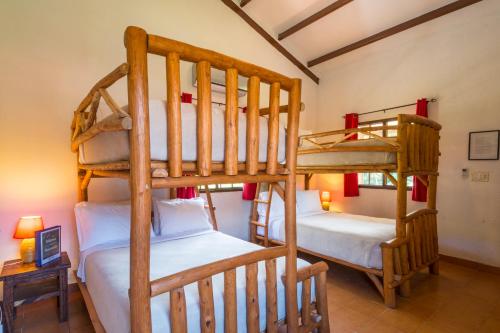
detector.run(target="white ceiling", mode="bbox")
[243,0,458,71]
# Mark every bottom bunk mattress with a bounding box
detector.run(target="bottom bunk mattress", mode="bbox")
[297,139,396,168]
[259,211,395,269]
[80,231,311,333]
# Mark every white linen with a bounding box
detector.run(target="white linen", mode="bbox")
[82,231,311,333]
[296,190,323,215]
[297,139,396,167]
[79,100,286,164]
[74,201,153,252]
[155,197,213,238]
[259,211,395,269]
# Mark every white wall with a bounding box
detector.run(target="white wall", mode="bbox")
[311,0,500,267]
[0,0,318,275]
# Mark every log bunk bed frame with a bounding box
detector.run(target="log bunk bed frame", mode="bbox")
[250,114,442,308]
[70,26,330,333]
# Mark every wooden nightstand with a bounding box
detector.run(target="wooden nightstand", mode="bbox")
[0,252,71,333]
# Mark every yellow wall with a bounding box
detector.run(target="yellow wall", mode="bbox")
[0,0,318,273]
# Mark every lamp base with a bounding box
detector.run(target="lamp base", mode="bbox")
[321,201,330,211]
[20,238,36,263]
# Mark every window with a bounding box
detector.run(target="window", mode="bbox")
[199,183,244,192]
[357,118,413,190]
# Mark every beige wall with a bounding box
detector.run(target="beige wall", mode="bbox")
[0,0,318,274]
[311,0,500,267]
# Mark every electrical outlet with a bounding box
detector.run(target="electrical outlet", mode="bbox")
[471,171,489,182]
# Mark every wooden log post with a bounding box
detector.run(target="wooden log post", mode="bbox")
[246,76,260,175]
[225,68,239,175]
[382,245,396,308]
[246,263,260,333]
[315,269,330,333]
[224,269,237,333]
[197,60,212,176]
[198,278,216,333]
[284,79,301,332]
[170,288,187,332]
[265,259,278,333]
[166,52,182,177]
[428,174,439,274]
[250,182,261,243]
[267,82,280,175]
[124,26,152,333]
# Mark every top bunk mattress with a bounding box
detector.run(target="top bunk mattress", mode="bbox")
[297,139,396,167]
[78,100,286,165]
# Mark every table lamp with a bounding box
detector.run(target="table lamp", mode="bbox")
[14,216,44,263]
[320,191,331,211]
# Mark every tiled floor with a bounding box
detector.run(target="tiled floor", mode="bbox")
[10,259,500,332]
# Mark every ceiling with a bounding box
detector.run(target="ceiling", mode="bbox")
[240,0,461,75]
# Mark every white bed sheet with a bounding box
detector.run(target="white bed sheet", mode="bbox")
[259,212,395,269]
[82,231,311,333]
[79,100,286,164]
[297,139,396,167]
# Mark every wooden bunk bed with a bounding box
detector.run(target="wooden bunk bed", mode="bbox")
[250,115,441,308]
[71,26,330,332]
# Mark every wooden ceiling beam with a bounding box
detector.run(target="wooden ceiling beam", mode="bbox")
[278,0,354,41]
[221,0,319,84]
[308,0,483,67]
[240,0,253,7]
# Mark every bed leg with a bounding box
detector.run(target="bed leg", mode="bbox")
[382,246,396,308]
[399,280,411,297]
[430,260,440,275]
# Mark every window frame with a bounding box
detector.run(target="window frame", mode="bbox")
[357,117,412,190]
[198,183,244,193]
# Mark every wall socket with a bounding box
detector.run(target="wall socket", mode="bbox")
[471,171,490,182]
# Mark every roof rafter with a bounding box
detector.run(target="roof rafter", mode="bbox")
[221,0,320,84]
[240,0,252,7]
[308,0,483,67]
[278,0,354,41]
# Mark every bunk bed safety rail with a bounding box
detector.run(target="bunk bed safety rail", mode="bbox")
[397,114,441,174]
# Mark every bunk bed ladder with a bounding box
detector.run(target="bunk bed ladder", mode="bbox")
[250,182,274,246]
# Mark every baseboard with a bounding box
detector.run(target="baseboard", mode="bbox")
[439,254,500,275]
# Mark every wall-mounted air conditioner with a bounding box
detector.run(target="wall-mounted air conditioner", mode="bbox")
[192,64,247,97]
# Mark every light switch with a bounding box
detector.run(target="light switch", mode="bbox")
[471,171,490,182]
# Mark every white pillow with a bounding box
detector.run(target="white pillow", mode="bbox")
[257,190,285,221]
[296,190,323,215]
[155,197,213,238]
[74,201,153,252]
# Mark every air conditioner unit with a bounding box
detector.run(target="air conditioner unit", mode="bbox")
[192,64,247,97]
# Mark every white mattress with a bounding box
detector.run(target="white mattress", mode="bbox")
[259,211,395,269]
[297,139,396,167]
[79,100,286,165]
[82,231,311,333]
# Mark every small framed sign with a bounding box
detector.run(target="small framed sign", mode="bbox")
[468,130,499,160]
[35,226,61,266]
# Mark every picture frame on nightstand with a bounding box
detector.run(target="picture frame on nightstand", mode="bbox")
[35,225,61,266]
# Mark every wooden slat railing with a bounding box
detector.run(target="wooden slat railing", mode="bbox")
[225,68,239,176]
[267,82,281,175]
[166,52,182,178]
[246,76,261,175]
[197,60,212,177]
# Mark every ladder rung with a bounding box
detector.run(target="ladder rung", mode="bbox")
[254,199,269,204]
[250,221,266,227]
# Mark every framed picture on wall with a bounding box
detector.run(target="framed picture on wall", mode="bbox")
[468,130,499,160]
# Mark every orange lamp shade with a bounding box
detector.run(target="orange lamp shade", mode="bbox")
[14,216,44,239]
[320,191,331,202]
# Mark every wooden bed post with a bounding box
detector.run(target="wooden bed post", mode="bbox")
[125,26,153,333]
[304,173,312,190]
[428,174,439,275]
[284,78,301,332]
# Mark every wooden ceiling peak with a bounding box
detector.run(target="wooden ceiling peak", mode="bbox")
[308,0,484,67]
[221,0,320,84]
[240,0,252,8]
[278,0,354,41]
